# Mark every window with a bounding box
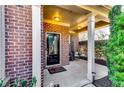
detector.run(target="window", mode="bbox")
[0,5,5,79]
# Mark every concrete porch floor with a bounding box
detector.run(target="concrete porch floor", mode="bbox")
[44,59,108,87]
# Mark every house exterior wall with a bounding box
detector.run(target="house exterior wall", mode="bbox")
[70,33,79,52]
[43,22,69,66]
[5,5,44,86]
[5,5,32,85]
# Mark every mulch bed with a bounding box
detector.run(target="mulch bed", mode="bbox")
[79,56,107,66]
[48,67,67,74]
[95,59,107,66]
[93,76,112,87]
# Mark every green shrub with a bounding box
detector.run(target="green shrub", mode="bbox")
[105,5,124,86]
[30,76,37,87]
[108,5,121,33]
[11,76,37,87]
[12,79,19,87]
[20,79,27,87]
[109,5,121,21]
[0,80,3,87]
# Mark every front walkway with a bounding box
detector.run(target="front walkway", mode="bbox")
[44,59,108,87]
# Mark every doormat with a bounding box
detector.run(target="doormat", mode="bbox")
[48,67,67,74]
[93,76,112,87]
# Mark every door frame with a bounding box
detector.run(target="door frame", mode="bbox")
[45,32,61,68]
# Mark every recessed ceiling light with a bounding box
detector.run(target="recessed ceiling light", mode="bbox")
[54,17,60,21]
[78,26,81,30]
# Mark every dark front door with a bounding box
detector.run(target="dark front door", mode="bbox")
[46,33,60,66]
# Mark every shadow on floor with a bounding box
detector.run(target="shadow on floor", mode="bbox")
[93,76,112,87]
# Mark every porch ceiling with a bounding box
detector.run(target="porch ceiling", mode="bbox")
[43,5,111,33]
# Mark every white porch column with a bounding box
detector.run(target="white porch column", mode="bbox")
[32,5,41,86]
[87,15,95,82]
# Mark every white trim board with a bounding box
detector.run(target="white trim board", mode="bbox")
[32,5,41,87]
[0,5,5,80]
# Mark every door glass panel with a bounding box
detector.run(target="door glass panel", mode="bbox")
[47,33,60,66]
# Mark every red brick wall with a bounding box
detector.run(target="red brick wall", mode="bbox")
[5,5,32,86]
[43,22,69,66]
[5,5,44,86]
[70,33,79,52]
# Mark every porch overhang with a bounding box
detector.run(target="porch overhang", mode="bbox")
[42,5,111,85]
[43,5,111,33]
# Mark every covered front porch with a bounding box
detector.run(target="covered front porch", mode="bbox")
[0,5,111,87]
[44,59,108,87]
[42,5,110,87]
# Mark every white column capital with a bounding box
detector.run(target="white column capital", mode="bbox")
[88,14,95,22]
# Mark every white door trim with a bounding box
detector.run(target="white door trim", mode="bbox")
[32,5,41,87]
[45,32,61,68]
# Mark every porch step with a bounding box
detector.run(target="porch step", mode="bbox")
[83,83,95,87]
[71,78,91,87]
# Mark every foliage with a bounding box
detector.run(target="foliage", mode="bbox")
[109,5,121,20]
[0,80,3,87]
[79,40,107,58]
[12,79,19,87]
[30,76,37,87]
[11,76,37,87]
[20,79,27,87]
[104,5,124,86]
[108,5,121,33]
[95,40,107,58]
